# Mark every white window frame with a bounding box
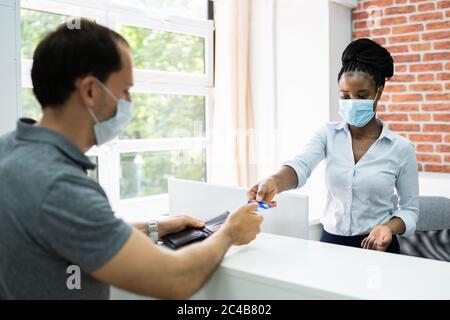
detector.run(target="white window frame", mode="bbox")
[19,0,214,221]
[108,10,214,86]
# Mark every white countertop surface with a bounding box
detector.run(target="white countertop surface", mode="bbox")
[214,233,450,299]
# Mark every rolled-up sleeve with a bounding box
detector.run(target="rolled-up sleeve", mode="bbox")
[394,142,419,238]
[283,125,327,189]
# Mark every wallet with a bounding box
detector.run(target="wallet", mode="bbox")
[161,211,230,249]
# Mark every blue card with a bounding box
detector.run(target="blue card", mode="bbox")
[248,200,272,211]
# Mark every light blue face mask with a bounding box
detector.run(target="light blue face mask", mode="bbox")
[86,80,133,146]
[338,88,380,127]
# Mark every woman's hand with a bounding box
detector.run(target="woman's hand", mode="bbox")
[247,166,298,205]
[361,224,393,251]
[247,177,279,206]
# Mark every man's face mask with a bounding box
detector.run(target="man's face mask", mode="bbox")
[85,79,133,146]
[338,87,380,127]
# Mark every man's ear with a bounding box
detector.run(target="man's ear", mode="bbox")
[77,76,100,111]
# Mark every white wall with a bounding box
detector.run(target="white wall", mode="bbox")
[0,0,21,136]
[251,0,355,221]
[329,0,352,122]
[250,0,277,179]
[274,0,330,165]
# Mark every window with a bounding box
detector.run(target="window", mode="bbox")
[116,0,207,20]
[119,25,205,74]
[20,0,214,219]
[21,8,68,60]
[21,88,41,121]
[20,8,69,120]
[87,156,99,182]
[122,93,206,140]
[120,148,206,199]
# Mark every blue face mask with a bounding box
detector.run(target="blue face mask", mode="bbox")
[86,80,133,146]
[338,99,374,127]
[338,88,380,127]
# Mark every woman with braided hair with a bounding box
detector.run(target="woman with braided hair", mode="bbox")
[248,38,419,254]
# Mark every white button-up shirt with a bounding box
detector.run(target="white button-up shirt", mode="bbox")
[284,120,419,238]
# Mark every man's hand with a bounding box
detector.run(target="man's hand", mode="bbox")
[157,215,205,238]
[361,224,393,252]
[247,176,279,205]
[134,216,205,239]
[222,202,263,245]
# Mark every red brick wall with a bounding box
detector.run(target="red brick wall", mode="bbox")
[352,0,450,173]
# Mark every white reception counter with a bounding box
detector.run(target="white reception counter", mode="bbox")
[190,233,450,300]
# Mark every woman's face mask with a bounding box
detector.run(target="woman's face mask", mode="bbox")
[338,87,380,127]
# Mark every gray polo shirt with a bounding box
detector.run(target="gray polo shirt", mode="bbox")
[0,119,132,299]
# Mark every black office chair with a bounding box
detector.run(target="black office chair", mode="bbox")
[398,196,450,262]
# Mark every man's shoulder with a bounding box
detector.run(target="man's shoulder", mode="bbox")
[2,137,82,182]
[39,171,111,223]
[45,169,106,202]
[0,134,103,204]
[0,130,15,141]
[0,130,17,150]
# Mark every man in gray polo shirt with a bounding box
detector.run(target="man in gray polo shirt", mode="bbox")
[0,19,263,299]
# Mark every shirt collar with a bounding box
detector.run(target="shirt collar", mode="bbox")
[334,121,347,131]
[16,118,96,170]
[377,119,394,142]
[334,119,394,142]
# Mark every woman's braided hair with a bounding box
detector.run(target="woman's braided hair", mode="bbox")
[338,38,394,88]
